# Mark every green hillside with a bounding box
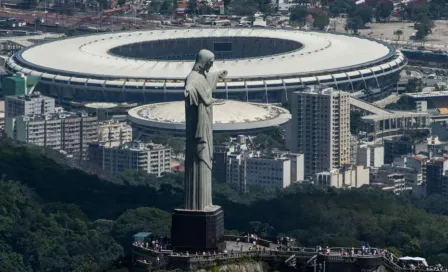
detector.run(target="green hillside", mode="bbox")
[1,139,448,270]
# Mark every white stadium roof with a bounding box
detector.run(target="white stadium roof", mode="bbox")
[17,28,393,80]
[127,100,291,132]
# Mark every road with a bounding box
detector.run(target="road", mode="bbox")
[0,33,65,47]
[373,93,401,108]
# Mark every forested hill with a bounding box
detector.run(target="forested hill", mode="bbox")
[2,139,448,271]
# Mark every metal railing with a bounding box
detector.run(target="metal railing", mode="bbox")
[133,244,443,272]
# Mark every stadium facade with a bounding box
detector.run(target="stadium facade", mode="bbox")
[5,28,407,103]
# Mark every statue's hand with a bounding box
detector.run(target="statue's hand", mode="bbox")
[219,70,228,78]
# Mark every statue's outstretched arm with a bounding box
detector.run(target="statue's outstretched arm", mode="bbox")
[207,70,228,92]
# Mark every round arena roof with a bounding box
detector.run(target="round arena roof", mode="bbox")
[127,100,291,134]
[14,28,393,80]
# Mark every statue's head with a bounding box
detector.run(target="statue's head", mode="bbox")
[193,49,215,73]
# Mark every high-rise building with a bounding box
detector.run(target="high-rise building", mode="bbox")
[5,111,98,159]
[289,86,350,177]
[88,141,171,176]
[426,158,448,196]
[213,144,234,183]
[98,120,133,147]
[5,92,55,118]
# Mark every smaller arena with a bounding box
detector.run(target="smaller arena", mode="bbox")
[127,100,291,136]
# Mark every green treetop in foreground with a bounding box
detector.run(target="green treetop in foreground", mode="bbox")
[2,139,448,270]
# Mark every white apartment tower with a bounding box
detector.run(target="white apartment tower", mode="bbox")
[5,92,55,118]
[5,111,98,159]
[88,141,171,176]
[289,87,350,176]
[226,151,303,193]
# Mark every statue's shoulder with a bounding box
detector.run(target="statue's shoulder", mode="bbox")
[186,71,203,84]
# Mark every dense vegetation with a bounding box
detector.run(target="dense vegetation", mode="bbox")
[3,139,448,270]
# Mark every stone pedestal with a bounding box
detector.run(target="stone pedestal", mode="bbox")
[171,206,225,252]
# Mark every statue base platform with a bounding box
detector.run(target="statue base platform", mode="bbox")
[171,206,225,253]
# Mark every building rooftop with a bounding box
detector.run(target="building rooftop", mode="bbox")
[404,91,448,99]
[6,91,50,101]
[129,100,290,125]
[96,141,170,151]
[411,154,428,161]
[85,102,119,109]
[17,111,92,121]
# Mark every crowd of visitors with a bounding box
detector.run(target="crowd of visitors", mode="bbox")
[133,236,170,252]
[132,234,448,271]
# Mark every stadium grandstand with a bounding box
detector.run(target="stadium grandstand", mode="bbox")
[5,28,407,103]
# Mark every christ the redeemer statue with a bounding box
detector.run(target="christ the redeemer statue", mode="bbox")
[183,49,227,211]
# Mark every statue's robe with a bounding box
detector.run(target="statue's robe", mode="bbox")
[184,70,220,210]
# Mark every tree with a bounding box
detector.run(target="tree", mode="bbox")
[346,15,363,34]
[188,0,197,14]
[406,4,429,21]
[394,29,403,41]
[352,5,373,26]
[290,6,308,24]
[160,0,176,14]
[249,221,275,237]
[312,10,330,30]
[329,0,355,15]
[112,207,171,252]
[375,0,394,22]
[117,0,126,6]
[167,138,184,155]
[414,16,434,40]
[428,0,448,20]
[405,78,423,93]
[147,0,162,13]
[214,133,231,145]
[228,0,258,16]
[198,3,214,14]
[365,0,378,8]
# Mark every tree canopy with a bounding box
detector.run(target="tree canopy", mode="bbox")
[3,138,448,269]
[375,0,394,22]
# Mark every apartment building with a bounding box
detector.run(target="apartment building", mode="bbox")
[98,120,133,147]
[356,142,384,168]
[426,158,448,196]
[289,86,350,177]
[5,111,98,159]
[5,92,55,117]
[88,141,171,176]
[382,173,410,195]
[315,165,369,189]
[375,164,421,192]
[226,151,304,193]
